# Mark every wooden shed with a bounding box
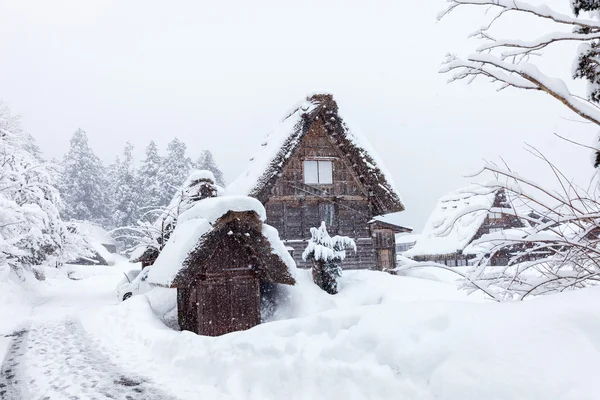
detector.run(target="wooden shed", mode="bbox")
[226,93,411,271]
[147,196,296,336]
[368,217,411,270]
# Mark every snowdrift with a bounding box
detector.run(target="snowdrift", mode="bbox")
[80,270,599,400]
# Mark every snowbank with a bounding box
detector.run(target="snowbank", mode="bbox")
[76,270,600,399]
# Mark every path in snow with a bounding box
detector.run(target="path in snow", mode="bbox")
[0,265,178,400]
[0,318,177,400]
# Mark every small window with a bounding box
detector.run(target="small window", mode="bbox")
[303,160,333,184]
[489,212,503,220]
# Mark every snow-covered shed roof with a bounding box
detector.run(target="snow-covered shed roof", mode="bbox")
[404,185,499,258]
[395,233,421,245]
[368,213,413,232]
[147,195,297,287]
[226,93,405,214]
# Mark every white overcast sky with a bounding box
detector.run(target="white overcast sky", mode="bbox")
[0,0,596,231]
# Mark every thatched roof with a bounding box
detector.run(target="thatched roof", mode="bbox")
[226,93,405,215]
[404,186,500,258]
[172,210,296,287]
[147,196,296,287]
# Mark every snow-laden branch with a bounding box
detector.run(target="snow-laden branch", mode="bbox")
[439,0,600,136]
[442,53,600,126]
[438,0,600,30]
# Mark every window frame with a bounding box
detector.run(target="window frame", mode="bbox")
[303,159,333,185]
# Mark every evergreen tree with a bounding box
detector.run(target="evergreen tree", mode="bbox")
[195,150,225,187]
[159,138,192,206]
[59,129,109,224]
[302,222,356,294]
[136,141,163,221]
[105,155,121,227]
[0,102,66,274]
[112,142,138,229]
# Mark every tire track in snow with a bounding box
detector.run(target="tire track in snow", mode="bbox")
[0,319,178,400]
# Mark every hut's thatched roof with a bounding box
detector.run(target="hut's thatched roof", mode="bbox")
[226,93,405,215]
[147,196,297,287]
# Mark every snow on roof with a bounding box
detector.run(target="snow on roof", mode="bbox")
[404,185,498,258]
[395,233,421,245]
[187,169,216,183]
[74,222,116,245]
[178,195,266,226]
[225,94,404,214]
[129,245,148,262]
[225,100,316,198]
[369,212,413,231]
[147,196,283,287]
[262,223,297,277]
[146,217,212,286]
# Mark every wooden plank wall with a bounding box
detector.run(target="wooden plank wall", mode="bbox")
[283,238,375,270]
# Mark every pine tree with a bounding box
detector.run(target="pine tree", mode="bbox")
[159,138,192,205]
[112,142,138,229]
[195,150,225,187]
[136,141,163,221]
[59,129,109,224]
[302,222,356,294]
[0,102,66,274]
[105,155,121,227]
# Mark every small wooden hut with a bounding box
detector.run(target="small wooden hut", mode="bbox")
[226,93,410,270]
[147,196,296,336]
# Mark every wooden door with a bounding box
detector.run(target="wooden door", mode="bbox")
[197,274,260,336]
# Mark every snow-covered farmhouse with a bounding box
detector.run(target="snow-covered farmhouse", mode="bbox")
[147,196,296,336]
[227,93,410,270]
[404,186,526,266]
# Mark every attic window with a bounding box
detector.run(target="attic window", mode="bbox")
[489,212,503,220]
[304,160,333,184]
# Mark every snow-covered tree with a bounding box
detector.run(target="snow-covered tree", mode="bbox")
[195,150,225,187]
[117,170,218,258]
[60,129,109,224]
[439,0,600,167]
[0,102,66,275]
[111,142,138,231]
[302,222,356,294]
[136,141,163,221]
[158,138,192,206]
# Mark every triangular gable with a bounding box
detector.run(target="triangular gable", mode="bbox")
[226,94,404,215]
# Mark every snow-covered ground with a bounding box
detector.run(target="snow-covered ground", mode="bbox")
[1,262,599,399]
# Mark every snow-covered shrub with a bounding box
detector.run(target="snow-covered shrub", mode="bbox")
[302,222,356,294]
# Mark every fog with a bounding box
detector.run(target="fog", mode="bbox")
[0,0,595,231]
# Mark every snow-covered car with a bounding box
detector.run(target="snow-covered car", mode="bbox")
[116,266,152,301]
